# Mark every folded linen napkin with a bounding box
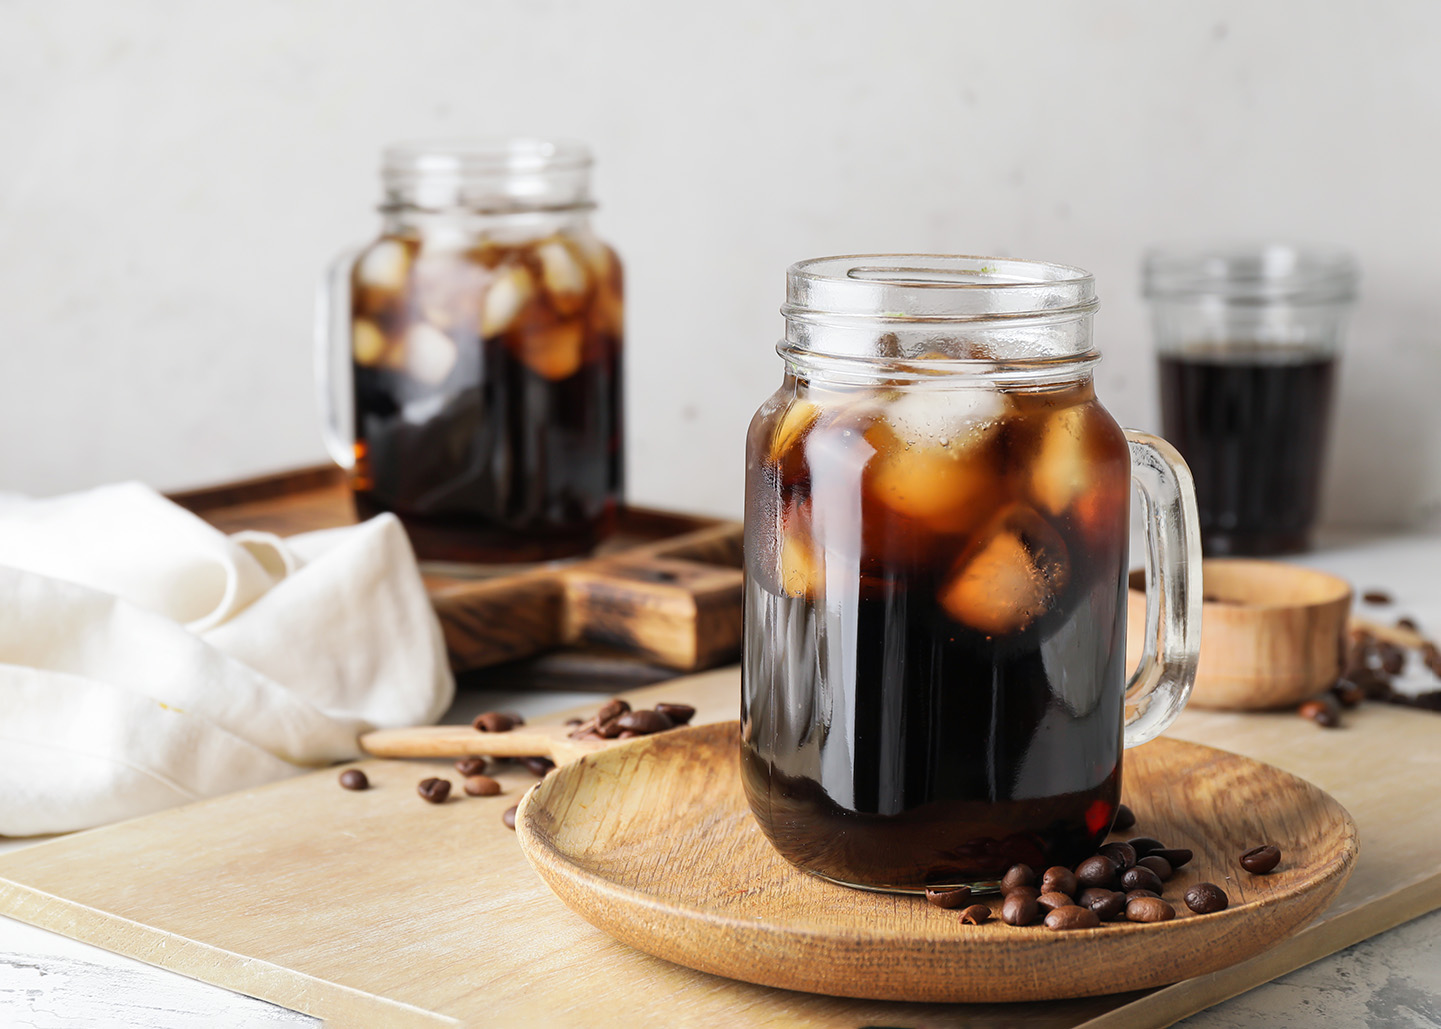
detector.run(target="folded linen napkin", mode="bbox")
[0,482,454,836]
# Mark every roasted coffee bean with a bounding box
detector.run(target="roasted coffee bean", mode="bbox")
[925,886,971,909]
[1127,836,1164,857]
[1001,893,1040,926]
[595,698,631,723]
[338,769,369,791]
[1098,842,1137,870]
[1378,643,1406,676]
[615,709,675,735]
[959,904,991,925]
[502,804,518,830]
[1125,889,1160,902]
[1397,616,1420,632]
[654,703,696,726]
[473,711,520,733]
[417,777,451,804]
[1078,888,1127,921]
[1045,905,1100,931]
[1037,891,1074,914]
[1422,642,1441,675]
[1298,699,1340,728]
[1126,896,1175,923]
[1001,864,1036,893]
[455,757,488,777]
[596,717,625,739]
[1075,855,1118,889]
[520,756,555,777]
[463,775,502,797]
[1111,803,1136,832]
[1041,866,1079,897]
[1184,883,1229,914]
[1332,679,1365,708]
[1120,865,1163,894]
[1152,847,1193,869]
[1240,844,1282,874]
[1362,589,1393,605]
[1137,855,1173,881]
[1005,886,1041,902]
[564,717,584,727]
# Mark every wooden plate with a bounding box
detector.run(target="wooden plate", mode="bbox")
[516,722,1359,1003]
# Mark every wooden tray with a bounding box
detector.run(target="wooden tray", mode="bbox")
[170,466,744,674]
[517,722,1358,1003]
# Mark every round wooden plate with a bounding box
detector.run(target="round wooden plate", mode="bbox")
[516,722,1358,1003]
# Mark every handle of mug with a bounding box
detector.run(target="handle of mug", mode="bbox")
[1123,429,1203,748]
[314,246,362,470]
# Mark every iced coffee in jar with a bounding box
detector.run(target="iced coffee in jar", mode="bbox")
[317,139,623,562]
[742,256,1202,893]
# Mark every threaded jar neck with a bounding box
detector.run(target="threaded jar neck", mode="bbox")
[381,138,594,214]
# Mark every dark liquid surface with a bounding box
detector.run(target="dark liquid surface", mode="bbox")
[1159,351,1336,556]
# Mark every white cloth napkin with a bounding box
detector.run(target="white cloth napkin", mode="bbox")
[0,482,454,836]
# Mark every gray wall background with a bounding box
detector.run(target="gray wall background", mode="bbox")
[2,1,1438,526]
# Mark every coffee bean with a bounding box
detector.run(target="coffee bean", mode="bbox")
[1001,892,1040,926]
[1120,865,1163,893]
[1125,889,1160,902]
[417,777,451,804]
[1041,866,1079,897]
[520,756,555,777]
[617,730,638,739]
[925,886,971,909]
[1127,837,1164,857]
[1099,842,1137,870]
[473,711,520,733]
[1078,888,1127,921]
[1240,844,1281,874]
[1001,864,1036,893]
[654,702,696,726]
[1126,896,1175,923]
[463,775,501,797]
[596,717,625,739]
[1362,590,1393,605]
[1397,616,1420,632]
[1185,882,1229,914]
[502,804,518,830]
[615,709,674,735]
[1005,886,1040,902]
[1152,847,1193,869]
[1423,642,1441,675]
[454,757,488,777]
[1038,891,1074,914]
[564,718,584,727]
[1045,905,1100,931]
[1332,680,1365,708]
[1137,855,1173,881]
[1298,699,1340,728]
[1075,855,1118,889]
[1378,643,1407,676]
[596,698,631,723]
[1112,803,1136,832]
[959,904,991,925]
[338,769,368,791]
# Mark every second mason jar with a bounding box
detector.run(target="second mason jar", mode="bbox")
[742,255,1201,893]
[318,138,624,562]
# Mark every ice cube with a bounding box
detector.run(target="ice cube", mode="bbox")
[480,264,536,338]
[403,322,459,385]
[768,400,819,468]
[883,387,1005,442]
[414,253,490,333]
[779,514,824,600]
[536,238,591,316]
[1030,406,1091,516]
[938,503,1070,635]
[351,319,387,367]
[865,426,998,536]
[356,239,410,293]
[516,319,585,381]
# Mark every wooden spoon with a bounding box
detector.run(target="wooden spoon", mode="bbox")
[359,722,611,765]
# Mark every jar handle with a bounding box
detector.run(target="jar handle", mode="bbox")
[314,246,362,470]
[1123,429,1203,748]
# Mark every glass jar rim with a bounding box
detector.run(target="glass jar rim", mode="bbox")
[1142,242,1358,305]
[381,137,594,213]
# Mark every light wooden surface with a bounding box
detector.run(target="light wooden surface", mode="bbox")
[518,723,1356,1003]
[1,667,1439,1027]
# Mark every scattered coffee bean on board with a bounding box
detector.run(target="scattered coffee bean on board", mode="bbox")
[1041,866,1079,897]
[1125,889,1161,903]
[1099,842,1137,870]
[1137,855,1173,881]
[417,778,451,804]
[1152,847,1193,869]
[1111,803,1136,832]
[1075,855,1118,889]
[1127,837,1164,857]
[1126,896,1175,923]
[1240,844,1282,874]
[1079,888,1127,921]
[1378,643,1407,675]
[1120,865,1163,894]
[464,775,502,797]
[473,711,520,733]
[616,709,674,735]
[596,698,630,723]
[1038,892,1074,914]
[1045,905,1100,931]
[338,769,368,791]
[502,804,519,830]
[1185,883,1230,914]
[1001,864,1036,893]
[655,703,696,725]
[1362,590,1393,605]
[1298,699,1340,727]
[520,756,555,777]
[924,886,971,909]
[1001,893,1040,926]
[1005,886,1041,902]
[959,904,991,925]
[1332,680,1365,708]
[454,757,487,777]
[1397,616,1420,632]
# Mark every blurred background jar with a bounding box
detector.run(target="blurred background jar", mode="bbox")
[1143,244,1358,557]
[318,138,624,562]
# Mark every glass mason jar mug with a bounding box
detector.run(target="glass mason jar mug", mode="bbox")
[742,256,1202,893]
[317,138,624,562]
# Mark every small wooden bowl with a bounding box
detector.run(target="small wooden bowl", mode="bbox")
[1128,558,1352,711]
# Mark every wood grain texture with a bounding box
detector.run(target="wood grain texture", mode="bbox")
[1,667,1438,1028]
[517,724,1357,1003]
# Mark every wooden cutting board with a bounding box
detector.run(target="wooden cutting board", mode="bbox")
[1,667,1439,1027]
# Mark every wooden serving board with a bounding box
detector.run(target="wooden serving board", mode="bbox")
[517,725,1357,1003]
[1,668,1439,1027]
[170,466,745,674]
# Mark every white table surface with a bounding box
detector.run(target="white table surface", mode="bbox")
[4,531,1440,1028]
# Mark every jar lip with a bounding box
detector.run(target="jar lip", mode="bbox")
[1142,242,1358,304]
[381,137,594,213]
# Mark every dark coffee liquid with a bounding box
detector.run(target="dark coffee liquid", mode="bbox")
[1159,349,1335,556]
[742,385,1131,890]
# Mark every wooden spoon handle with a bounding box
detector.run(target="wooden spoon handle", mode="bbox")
[359,724,587,760]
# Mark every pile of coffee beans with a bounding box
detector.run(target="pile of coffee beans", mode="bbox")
[925,803,1285,932]
[567,698,696,740]
[1313,597,1441,727]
